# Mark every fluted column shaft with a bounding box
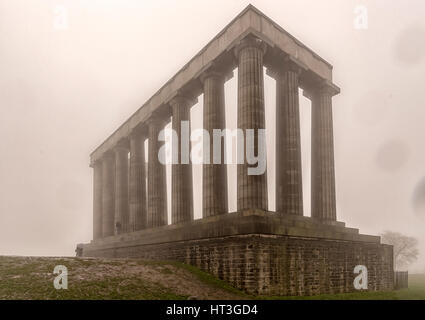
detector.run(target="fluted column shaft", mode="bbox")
[92,160,103,240]
[235,37,268,211]
[170,96,193,224]
[101,153,115,237]
[114,145,129,234]
[147,117,168,227]
[311,86,337,221]
[276,65,303,215]
[202,72,228,217]
[129,130,147,231]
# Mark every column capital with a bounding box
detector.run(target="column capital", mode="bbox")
[266,55,308,79]
[303,79,340,99]
[147,112,169,128]
[90,157,103,168]
[319,80,340,96]
[113,138,130,153]
[199,70,225,84]
[199,63,234,84]
[168,93,198,111]
[234,35,267,58]
[130,124,147,139]
[102,149,115,160]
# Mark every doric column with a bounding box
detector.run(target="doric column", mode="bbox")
[92,160,103,240]
[200,70,228,217]
[147,115,168,227]
[101,152,115,237]
[310,82,339,222]
[129,128,147,232]
[275,61,303,215]
[170,95,194,224]
[114,142,129,234]
[235,36,268,211]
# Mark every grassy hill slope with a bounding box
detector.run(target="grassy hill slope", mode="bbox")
[0,256,423,300]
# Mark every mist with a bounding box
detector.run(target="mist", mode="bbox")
[0,0,424,273]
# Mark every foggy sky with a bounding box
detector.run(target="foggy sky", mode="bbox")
[0,0,424,272]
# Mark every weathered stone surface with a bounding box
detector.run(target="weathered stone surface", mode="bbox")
[311,84,337,222]
[114,144,129,234]
[92,160,103,240]
[129,129,147,231]
[101,153,115,237]
[201,70,228,217]
[85,211,378,248]
[170,96,194,224]
[81,228,393,296]
[235,36,268,211]
[89,5,336,165]
[147,116,168,227]
[275,62,303,216]
[82,5,393,298]
[81,209,394,296]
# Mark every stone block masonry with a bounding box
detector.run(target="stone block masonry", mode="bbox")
[81,233,393,296]
[80,212,394,295]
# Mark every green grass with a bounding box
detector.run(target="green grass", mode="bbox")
[169,261,250,298]
[0,256,249,300]
[0,256,424,300]
[0,257,187,300]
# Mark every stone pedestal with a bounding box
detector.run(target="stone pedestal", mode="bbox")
[80,211,394,296]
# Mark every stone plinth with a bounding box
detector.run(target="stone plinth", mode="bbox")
[79,212,394,296]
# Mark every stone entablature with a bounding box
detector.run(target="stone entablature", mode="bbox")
[89,5,337,165]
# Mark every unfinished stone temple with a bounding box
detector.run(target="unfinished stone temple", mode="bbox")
[77,5,394,295]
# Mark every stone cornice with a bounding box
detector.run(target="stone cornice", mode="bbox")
[90,4,339,165]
